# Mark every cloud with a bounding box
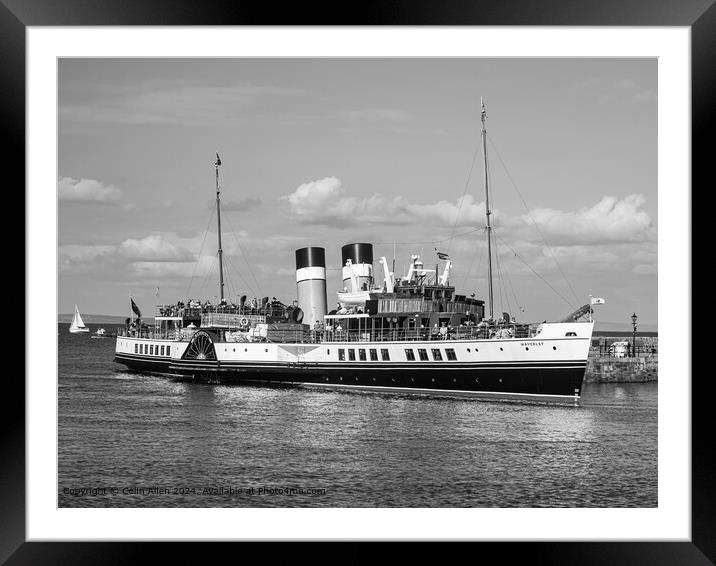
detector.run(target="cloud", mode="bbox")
[573,77,656,105]
[130,256,214,279]
[215,197,262,212]
[58,244,115,272]
[339,108,413,122]
[282,178,654,247]
[282,177,487,228]
[60,81,306,126]
[118,235,196,262]
[633,89,657,102]
[517,194,655,245]
[58,230,296,282]
[58,177,122,203]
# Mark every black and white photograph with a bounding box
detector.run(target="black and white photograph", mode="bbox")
[4,5,703,556]
[56,55,659,509]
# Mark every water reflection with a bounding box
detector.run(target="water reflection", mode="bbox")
[58,335,657,508]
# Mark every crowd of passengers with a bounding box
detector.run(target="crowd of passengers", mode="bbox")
[316,316,525,341]
[157,297,287,317]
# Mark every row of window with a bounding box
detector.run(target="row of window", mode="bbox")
[336,348,458,362]
[338,348,390,361]
[135,343,169,356]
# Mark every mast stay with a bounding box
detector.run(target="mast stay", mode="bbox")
[481,97,495,320]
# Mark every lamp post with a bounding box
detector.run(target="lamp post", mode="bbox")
[631,312,638,357]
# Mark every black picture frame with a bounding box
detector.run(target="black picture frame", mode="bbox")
[9,0,706,562]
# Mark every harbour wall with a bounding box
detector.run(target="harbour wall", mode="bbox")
[584,351,658,383]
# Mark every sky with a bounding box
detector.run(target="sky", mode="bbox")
[58,58,657,329]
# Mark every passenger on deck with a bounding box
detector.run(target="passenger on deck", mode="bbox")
[439,323,448,340]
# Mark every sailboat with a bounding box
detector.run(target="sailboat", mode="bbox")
[69,304,90,333]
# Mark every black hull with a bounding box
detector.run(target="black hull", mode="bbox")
[115,354,586,404]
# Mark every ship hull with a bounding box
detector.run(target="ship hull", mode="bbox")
[114,322,592,405]
[114,355,586,405]
[166,360,584,403]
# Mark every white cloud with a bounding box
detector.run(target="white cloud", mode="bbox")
[282,179,654,248]
[118,235,196,262]
[58,177,122,203]
[130,256,215,279]
[515,194,655,245]
[58,244,114,272]
[282,177,486,228]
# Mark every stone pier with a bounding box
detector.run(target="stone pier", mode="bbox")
[584,353,658,383]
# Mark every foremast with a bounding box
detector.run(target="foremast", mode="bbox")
[481,97,494,320]
[215,153,225,302]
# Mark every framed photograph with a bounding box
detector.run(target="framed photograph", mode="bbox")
[13,0,706,562]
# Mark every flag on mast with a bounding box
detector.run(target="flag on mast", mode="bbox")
[131,298,142,317]
[215,153,221,166]
[435,248,450,260]
[590,297,606,305]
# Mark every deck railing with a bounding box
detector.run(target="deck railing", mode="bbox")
[118,324,539,344]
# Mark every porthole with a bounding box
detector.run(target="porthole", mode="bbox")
[500,347,503,351]
[467,348,471,352]
[553,346,557,350]
[475,378,479,383]
[431,378,435,383]
[499,378,503,383]
[391,378,395,382]
[453,378,456,383]
[525,347,529,351]
[373,377,376,382]
[339,377,343,381]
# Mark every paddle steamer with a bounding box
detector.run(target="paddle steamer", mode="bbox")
[114,102,597,405]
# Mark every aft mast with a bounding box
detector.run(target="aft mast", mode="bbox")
[481,97,494,320]
[215,153,225,302]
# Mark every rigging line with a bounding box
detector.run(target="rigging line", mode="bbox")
[221,252,237,301]
[225,215,263,295]
[223,212,263,297]
[459,229,486,290]
[487,134,581,305]
[494,231,575,310]
[229,254,260,300]
[198,254,218,300]
[492,227,523,315]
[446,138,482,255]
[186,206,216,299]
[493,237,510,317]
[498,244,515,317]
[373,228,484,248]
[492,238,505,314]
[227,256,242,301]
[222,253,257,299]
[228,243,261,299]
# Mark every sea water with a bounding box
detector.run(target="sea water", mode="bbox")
[58,325,657,508]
